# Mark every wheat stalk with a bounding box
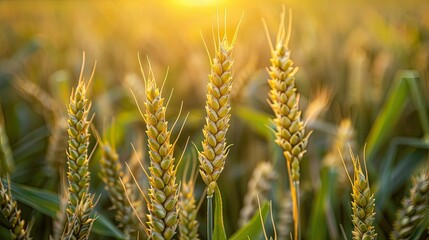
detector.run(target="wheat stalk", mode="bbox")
[98,133,141,239]
[142,64,179,240]
[62,56,96,240]
[239,161,276,227]
[264,8,310,240]
[0,179,30,240]
[347,151,376,240]
[390,170,429,240]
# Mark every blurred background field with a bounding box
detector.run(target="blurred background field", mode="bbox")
[1,0,429,239]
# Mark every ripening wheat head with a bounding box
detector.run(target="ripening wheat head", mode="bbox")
[266,11,309,183]
[179,180,200,240]
[143,68,179,240]
[98,136,140,238]
[391,170,429,240]
[198,31,237,197]
[66,69,92,210]
[63,59,96,240]
[349,152,376,240]
[0,180,30,240]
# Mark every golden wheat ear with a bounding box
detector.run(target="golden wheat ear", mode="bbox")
[198,14,240,197]
[346,150,376,240]
[63,54,96,240]
[140,60,179,240]
[264,7,310,240]
[390,170,429,240]
[0,179,31,240]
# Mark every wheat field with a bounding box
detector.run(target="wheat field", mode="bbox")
[1,0,429,239]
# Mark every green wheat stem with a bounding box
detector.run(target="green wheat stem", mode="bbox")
[207,195,213,240]
[295,181,301,240]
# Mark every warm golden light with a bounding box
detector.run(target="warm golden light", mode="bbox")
[175,0,220,7]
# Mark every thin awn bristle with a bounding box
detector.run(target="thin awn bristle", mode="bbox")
[390,170,429,240]
[143,66,179,240]
[0,179,31,240]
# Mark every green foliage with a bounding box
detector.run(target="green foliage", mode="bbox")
[1,179,124,239]
[213,187,226,240]
[229,201,269,240]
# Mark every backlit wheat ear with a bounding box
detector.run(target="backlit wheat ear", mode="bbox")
[14,78,68,173]
[348,151,376,240]
[97,133,141,239]
[0,179,30,240]
[390,170,429,240]
[304,87,331,125]
[14,78,57,126]
[198,26,238,197]
[65,62,92,210]
[179,180,200,240]
[239,161,277,227]
[63,56,96,240]
[265,8,309,186]
[142,65,179,240]
[265,8,310,240]
[46,116,68,172]
[323,118,356,186]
